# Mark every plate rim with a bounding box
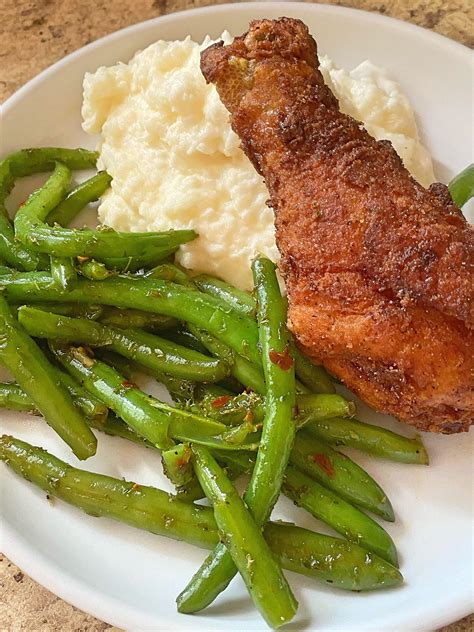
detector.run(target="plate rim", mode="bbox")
[1,3,472,630]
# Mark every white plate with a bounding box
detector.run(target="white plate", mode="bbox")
[1,3,473,631]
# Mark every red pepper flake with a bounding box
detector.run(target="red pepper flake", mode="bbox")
[77,255,89,264]
[269,346,294,370]
[244,410,255,423]
[211,395,232,409]
[121,380,136,389]
[131,483,141,491]
[311,453,335,478]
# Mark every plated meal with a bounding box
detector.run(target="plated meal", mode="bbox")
[1,13,473,631]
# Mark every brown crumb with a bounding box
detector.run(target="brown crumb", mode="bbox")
[13,571,24,583]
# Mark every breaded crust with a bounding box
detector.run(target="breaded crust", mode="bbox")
[201,18,474,432]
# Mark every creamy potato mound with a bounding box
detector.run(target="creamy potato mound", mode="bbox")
[82,34,435,290]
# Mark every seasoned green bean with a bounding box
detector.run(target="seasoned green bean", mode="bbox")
[190,445,298,628]
[193,274,256,317]
[448,163,474,208]
[96,350,195,400]
[98,307,177,331]
[193,273,334,393]
[50,344,259,451]
[290,431,394,521]
[50,256,77,291]
[47,171,111,226]
[0,297,96,459]
[0,376,108,422]
[19,306,231,383]
[78,258,114,281]
[306,416,429,465]
[0,383,36,413]
[283,465,398,565]
[11,302,104,320]
[178,257,297,614]
[0,147,97,270]
[12,163,195,260]
[143,263,195,287]
[188,324,266,394]
[0,435,403,592]
[1,274,261,364]
[162,443,194,487]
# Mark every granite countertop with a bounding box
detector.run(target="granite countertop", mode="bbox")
[1,0,473,630]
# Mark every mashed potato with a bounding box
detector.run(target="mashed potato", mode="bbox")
[82,34,435,290]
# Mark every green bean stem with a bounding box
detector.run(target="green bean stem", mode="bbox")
[0,297,96,459]
[0,435,403,592]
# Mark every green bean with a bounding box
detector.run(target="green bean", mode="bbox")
[188,390,352,429]
[0,147,97,271]
[0,377,108,422]
[448,163,474,208]
[178,257,297,614]
[78,258,114,281]
[162,327,210,354]
[262,522,402,591]
[162,443,194,487]
[96,350,195,401]
[50,256,77,291]
[306,417,429,465]
[188,324,266,394]
[193,274,256,317]
[0,215,47,271]
[19,306,231,383]
[193,273,334,393]
[100,251,179,272]
[190,445,298,627]
[99,307,178,332]
[0,297,96,459]
[12,302,104,320]
[290,431,394,521]
[50,343,259,451]
[283,465,397,565]
[0,435,403,591]
[0,148,97,181]
[47,171,112,226]
[13,165,196,259]
[1,274,261,364]
[0,383,37,413]
[14,161,72,240]
[289,340,335,394]
[0,265,13,275]
[143,263,195,287]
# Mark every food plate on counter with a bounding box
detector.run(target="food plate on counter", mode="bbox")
[1,3,472,631]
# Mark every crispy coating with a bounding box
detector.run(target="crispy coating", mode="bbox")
[201,18,474,432]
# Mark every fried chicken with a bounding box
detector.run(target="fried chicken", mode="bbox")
[201,18,474,433]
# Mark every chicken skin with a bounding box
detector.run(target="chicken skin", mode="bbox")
[201,18,474,433]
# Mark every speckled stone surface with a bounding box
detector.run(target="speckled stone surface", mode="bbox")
[1,1,473,630]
